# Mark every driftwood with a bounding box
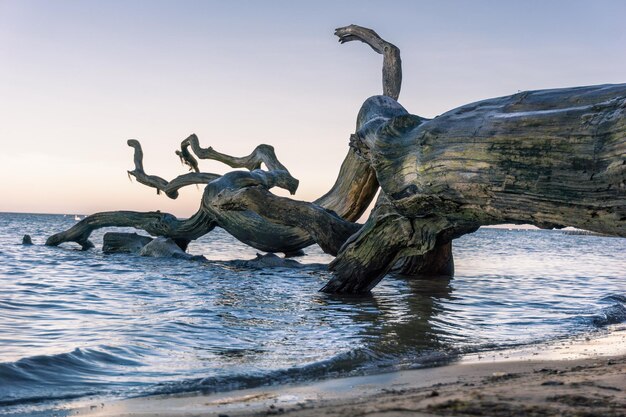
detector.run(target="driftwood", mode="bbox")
[214,186,361,255]
[335,25,401,101]
[324,83,626,292]
[127,139,220,199]
[46,210,215,250]
[44,25,403,260]
[102,232,153,254]
[46,136,366,254]
[44,24,624,295]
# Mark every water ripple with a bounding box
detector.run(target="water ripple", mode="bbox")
[0,213,624,415]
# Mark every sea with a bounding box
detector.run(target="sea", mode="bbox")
[1,212,625,416]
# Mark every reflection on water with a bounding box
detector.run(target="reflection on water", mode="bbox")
[0,213,624,415]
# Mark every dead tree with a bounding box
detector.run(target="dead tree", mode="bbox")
[323,83,626,293]
[45,25,625,295]
[45,25,409,261]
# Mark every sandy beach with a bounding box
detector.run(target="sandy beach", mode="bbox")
[68,326,626,417]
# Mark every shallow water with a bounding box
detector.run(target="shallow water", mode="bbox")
[0,213,625,416]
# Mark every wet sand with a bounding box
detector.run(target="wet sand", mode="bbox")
[72,327,626,417]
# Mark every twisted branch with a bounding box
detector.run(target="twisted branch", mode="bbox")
[127,139,220,199]
[178,134,299,194]
[45,209,216,251]
[335,24,402,100]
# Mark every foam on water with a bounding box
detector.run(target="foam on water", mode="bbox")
[0,213,624,415]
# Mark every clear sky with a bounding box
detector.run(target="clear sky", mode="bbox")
[1,0,625,216]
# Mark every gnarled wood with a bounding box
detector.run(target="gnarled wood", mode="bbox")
[102,232,153,254]
[309,25,403,221]
[178,134,299,195]
[391,242,454,277]
[324,83,626,293]
[46,209,215,250]
[331,24,454,278]
[45,24,624,297]
[214,186,360,255]
[45,24,452,275]
[313,149,379,222]
[127,139,220,199]
[335,25,402,100]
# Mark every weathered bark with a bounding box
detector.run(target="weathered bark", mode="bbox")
[102,232,153,254]
[197,170,315,254]
[214,186,361,255]
[312,24,402,221]
[324,83,626,292]
[45,24,453,274]
[46,209,215,250]
[313,149,379,222]
[330,25,453,276]
[335,25,402,101]
[321,194,475,293]
[178,134,299,195]
[357,84,626,233]
[391,242,454,277]
[127,139,220,199]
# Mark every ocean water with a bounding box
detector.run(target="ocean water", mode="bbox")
[0,212,625,416]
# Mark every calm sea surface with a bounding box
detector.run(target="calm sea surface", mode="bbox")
[1,213,625,416]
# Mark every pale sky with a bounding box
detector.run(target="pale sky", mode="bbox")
[1,0,625,216]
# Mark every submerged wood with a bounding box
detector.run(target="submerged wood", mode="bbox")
[43,25,624,295]
[139,237,205,260]
[46,210,215,250]
[324,83,626,293]
[102,232,153,254]
[44,24,449,276]
[214,186,360,255]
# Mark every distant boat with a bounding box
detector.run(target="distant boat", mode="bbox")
[74,215,82,221]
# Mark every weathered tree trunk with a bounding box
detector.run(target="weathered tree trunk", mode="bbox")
[44,24,450,275]
[214,186,361,255]
[391,242,454,276]
[44,24,624,295]
[324,83,626,293]
[46,210,215,250]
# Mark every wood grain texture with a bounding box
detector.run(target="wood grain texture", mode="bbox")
[46,210,215,250]
[324,84,626,292]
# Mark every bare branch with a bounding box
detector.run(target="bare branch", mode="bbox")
[179,134,299,194]
[213,186,360,255]
[46,209,216,250]
[127,139,220,199]
[335,24,402,100]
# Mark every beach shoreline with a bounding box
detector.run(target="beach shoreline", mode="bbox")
[67,326,626,417]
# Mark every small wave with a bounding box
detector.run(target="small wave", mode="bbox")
[0,346,145,406]
[601,294,626,304]
[0,391,99,408]
[573,296,626,328]
[147,347,458,399]
[589,303,626,327]
[148,348,380,397]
